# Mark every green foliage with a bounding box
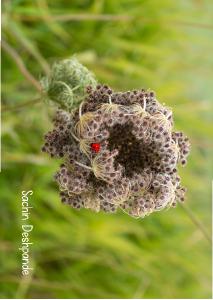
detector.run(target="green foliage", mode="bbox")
[1,0,212,299]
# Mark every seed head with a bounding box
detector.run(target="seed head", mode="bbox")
[42,66,190,218]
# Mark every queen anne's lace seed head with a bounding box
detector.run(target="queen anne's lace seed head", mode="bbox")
[42,78,190,218]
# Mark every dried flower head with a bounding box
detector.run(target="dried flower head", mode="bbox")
[42,58,190,218]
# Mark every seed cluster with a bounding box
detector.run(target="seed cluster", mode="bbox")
[42,84,190,218]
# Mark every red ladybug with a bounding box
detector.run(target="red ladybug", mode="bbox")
[91,143,101,153]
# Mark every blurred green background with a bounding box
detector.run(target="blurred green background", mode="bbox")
[1,0,212,298]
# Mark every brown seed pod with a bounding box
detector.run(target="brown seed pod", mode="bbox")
[42,81,190,218]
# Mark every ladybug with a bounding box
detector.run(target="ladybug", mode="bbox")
[91,143,101,153]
